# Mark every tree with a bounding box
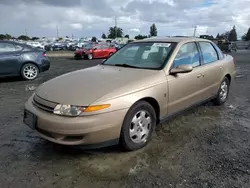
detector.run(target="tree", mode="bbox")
[150,23,157,37]
[228,25,237,41]
[58,37,63,41]
[134,34,148,40]
[245,28,250,41]
[91,37,97,42]
[0,34,6,40]
[101,33,107,39]
[216,33,220,39]
[220,31,230,40]
[242,34,247,41]
[0,34,12,40]
[108,26,123,39]
[18,35,30,40]
[124,34,129,38]
[5,34,12,40]
[31,37,39,40]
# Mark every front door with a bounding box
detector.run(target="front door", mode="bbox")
[93,45,104,58]
[166,42,204,115]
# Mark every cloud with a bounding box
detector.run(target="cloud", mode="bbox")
[129,28,140,33]
[0,0,249,38]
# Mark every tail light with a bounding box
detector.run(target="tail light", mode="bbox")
[42,52,47,57]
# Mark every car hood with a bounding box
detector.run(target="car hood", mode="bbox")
[35,65,163,106]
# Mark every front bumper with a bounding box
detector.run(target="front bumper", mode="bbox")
[24,96,128,146]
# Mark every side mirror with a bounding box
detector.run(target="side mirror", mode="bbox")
[170,64,193,74]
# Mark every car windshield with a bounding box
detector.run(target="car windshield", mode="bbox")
[103,42,175,69]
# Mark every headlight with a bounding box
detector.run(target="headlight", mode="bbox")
[53,104,86,116]
[53,104,111,116]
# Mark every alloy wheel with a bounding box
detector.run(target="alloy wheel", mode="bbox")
[23,65,38,80]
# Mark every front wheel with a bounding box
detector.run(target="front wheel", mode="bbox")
[21,63,39,80]
[120,101,156,151]
[212,77,230,105]
[87,53,93,60]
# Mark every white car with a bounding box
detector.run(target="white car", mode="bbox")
[26,42,44,49]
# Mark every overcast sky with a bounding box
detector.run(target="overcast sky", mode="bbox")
[0,0,249,38]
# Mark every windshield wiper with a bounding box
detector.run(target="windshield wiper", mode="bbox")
[114,64,140,68]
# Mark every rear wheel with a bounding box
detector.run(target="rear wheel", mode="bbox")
[21,63,39,80]
[120,101,156,151]
[212,77,230,105]
[88,53,93,60]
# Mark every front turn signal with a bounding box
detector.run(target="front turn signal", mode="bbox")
[84,104,111,112]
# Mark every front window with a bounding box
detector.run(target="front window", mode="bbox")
[172,42,200,68]
[103,42,176,69]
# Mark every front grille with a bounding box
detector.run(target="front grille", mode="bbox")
[33,95,57,113]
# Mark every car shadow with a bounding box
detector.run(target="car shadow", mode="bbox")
[0,76,23,83]
[28,140,124,161]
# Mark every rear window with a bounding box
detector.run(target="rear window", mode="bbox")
[199,42,219,64]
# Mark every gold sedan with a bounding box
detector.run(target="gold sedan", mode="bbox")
[24,37,236,151]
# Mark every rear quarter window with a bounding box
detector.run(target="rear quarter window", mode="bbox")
[212,43,224,60]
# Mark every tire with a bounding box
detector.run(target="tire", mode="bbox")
[88,53,93,60]
[21,63,39,80]
[120,101,156,151]
[212,77,230,105]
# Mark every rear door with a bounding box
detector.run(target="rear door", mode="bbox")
[0,43,22,76]
[197,41,222,99]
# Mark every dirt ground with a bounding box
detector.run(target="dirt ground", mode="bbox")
[1,51,250,188]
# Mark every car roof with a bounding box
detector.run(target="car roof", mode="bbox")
[133,37,211,43]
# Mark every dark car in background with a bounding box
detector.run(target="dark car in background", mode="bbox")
[45,42,67,51]
[218,41,237,52]
[0,40,50,80]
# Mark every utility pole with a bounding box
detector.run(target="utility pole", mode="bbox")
[56,25,59,39]
[193,25,197,37]
[115,16,117,39]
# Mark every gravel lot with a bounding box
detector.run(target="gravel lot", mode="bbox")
[1,51,250,188]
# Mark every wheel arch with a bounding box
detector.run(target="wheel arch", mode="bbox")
[225,74,231,85]
[134,97,161,124]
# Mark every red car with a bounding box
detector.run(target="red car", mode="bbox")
[74,44,117,60]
